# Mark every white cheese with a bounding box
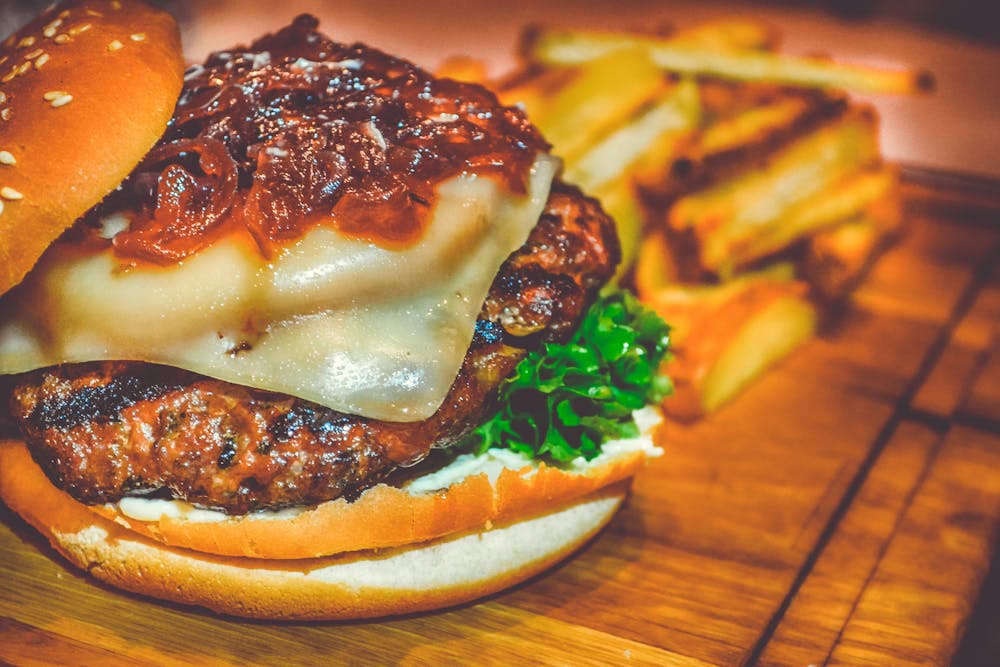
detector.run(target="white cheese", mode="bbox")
[0,155,557,421]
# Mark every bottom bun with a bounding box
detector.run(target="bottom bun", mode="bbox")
[0,439,627,620]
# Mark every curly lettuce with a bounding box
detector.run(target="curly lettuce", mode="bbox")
[462,289,671,462]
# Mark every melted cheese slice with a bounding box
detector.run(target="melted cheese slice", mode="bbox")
[0,155,557,421]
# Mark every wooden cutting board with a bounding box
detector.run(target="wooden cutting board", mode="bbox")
[1,176,998,666]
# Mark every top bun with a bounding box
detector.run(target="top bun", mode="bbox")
[0,0,183,296]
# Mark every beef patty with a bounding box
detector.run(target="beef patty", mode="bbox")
[7,182,619,514]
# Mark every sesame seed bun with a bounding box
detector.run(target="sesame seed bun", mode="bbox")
[0,5,660,621]
[0,437,637,620]
[0,0,183,296]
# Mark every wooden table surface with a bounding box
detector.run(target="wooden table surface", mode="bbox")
[1,176,998,665]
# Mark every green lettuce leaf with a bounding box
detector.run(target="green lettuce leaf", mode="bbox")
[461,290,672,461]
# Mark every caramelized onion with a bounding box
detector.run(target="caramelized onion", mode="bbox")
[94,14,548,265]
[113,138,239,263]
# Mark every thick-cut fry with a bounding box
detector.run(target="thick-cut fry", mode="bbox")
[526,27,934,95]
[648,91,847,199]
[629,78,702,187]
[699,95,817,155]
[730,164,899,267]
[643,272,815,419]
[696,78,790,122]
[666,18,780,52]
[527,46,668,162]
[640,263,797,341]
[669,109,880,273]
[564,78,700,192]
[634,231,679,296]
[696,290,815,414]
[591,179,645,282]
[496,65,577,118]
[800,181,902,300]
[801,215,881,301]
[699,91,847,169]
[435,55,490,83]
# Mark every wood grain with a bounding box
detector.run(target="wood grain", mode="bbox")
[1,178,998,666]
[828,426,1000,666]
[757,420,944,667]
[959,261,1000,430]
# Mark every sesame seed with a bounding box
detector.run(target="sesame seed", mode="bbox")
[43,90,66,101]
[1,70,15,84]
[69,24,92,36]
[108,40,123,51]
[34,53,50,69]
[17,36,36,48]
[1,109,11,121]
[54,34,71,45]
[183,64,204,81]
[111,0,122,9]
[86,9,103,17]
[24,48,44,60]
[50,94,73,108]
[15,62,30,77]
[43,19,63,38]
[130,33,146,42]
[1,187,24,200]
[0,201,4,216]
[0,151,15,165]
[58,9,70,19]
[0,92,6,104]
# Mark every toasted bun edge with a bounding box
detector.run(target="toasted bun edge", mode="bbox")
[0,437,628,620]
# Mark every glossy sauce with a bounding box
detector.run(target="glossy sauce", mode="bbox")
[92,14,548,264]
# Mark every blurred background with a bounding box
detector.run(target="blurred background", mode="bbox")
[3,0,998,47]
[3,0,998,179]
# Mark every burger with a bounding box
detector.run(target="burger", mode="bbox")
[0,0,670,620]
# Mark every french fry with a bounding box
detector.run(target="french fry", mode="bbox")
[698,93,824,156]
[564,77,700,192]
[669,108,880,274]
[524,46,668,163]
[642,270,816,419]
[800,179,903,300]
[496,65,577,118]
[641,263,797,342]
[435,55,490,83]
[629,78,702,188]
[696,78,790,122]
[525,27,934,95]
[730,163,900,267]
[590,179,646,282]
[666,18,780,52]
[650,90,847,199]
[694,288,815,416]
[634,230,680,296]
